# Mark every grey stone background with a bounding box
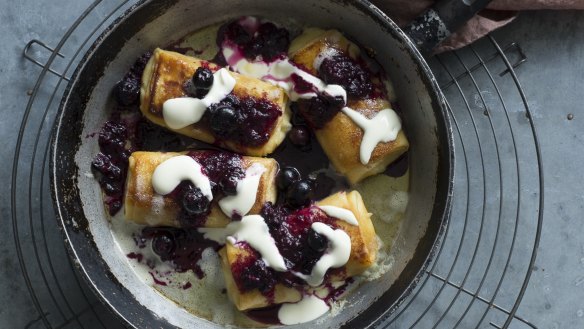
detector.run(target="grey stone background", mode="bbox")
[1,0,583,328]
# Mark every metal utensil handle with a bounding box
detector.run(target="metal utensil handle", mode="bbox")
[404,0,494,53]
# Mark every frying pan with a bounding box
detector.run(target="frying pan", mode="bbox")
[51,0,489,327]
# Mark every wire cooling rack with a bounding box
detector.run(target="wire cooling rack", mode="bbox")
[12,1,543,328]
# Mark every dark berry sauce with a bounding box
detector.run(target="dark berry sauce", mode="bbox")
[262,203,336,274]
[291,74,316,94]
[114,52,152,107]
[92,53,152,215]
[296,93,345,129]
[202,94,282,147]
[91,121,130,215]
[160,151,245,227]
[188,150,245,196]
[141,227,220,279]
[318,53,372,99]
[231,245,279,295]
[218,18,290,63]
[229,203,339,300]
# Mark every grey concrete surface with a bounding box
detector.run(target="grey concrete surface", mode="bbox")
[1,1,583,328]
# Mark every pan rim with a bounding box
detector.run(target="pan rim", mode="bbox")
[49,0,455,328]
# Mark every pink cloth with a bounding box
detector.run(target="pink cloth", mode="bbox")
[370,0,584,52]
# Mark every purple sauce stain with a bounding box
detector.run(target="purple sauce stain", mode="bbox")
[140,227,220,279]
[127,252,143,263]
[325,277,353,303]
[230,246,279,296]
[290,74,316,94]
[391,101,404,116]
[149,271,168,286]
[182,282,192,290]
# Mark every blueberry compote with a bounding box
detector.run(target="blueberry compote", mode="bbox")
[297,52,376,130]
[92,52,156,216]
[217,18,290,63]
[296,93,345,129]
[140,227,220,279]
[262,203,336,274]
[114,52,152,107]
[229,203,338,299]
[202,94,282,147]
[319,53,373,99]
[188,150,245,197]
[160,151,245,228]
[180,69,283,148]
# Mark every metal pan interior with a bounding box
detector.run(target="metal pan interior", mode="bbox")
[51,0,453,327]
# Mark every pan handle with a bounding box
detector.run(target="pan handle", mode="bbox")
[403,0,494,54]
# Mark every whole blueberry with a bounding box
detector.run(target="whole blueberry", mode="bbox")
[101,179,123,197]
[220,175,239,196]
[288,126,311,147]
[210,105,238,137]
[115,77,140,106]
[222,93,241,107]
[182,187,211,215]
[285,179,313,208]
[276,167,301,191]
[152,233,175,258]
[307,229,328,253]
[192,67,214,96]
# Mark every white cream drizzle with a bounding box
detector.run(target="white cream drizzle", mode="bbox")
[340,107,402,165]
[218,163,266,218]
[162,68,236,129]
[221,43,346,102]
[293,222,351,287]
[151,155,213,200]
[199,215,287,271]
[278,295,330,325]
[318,205,359,226]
